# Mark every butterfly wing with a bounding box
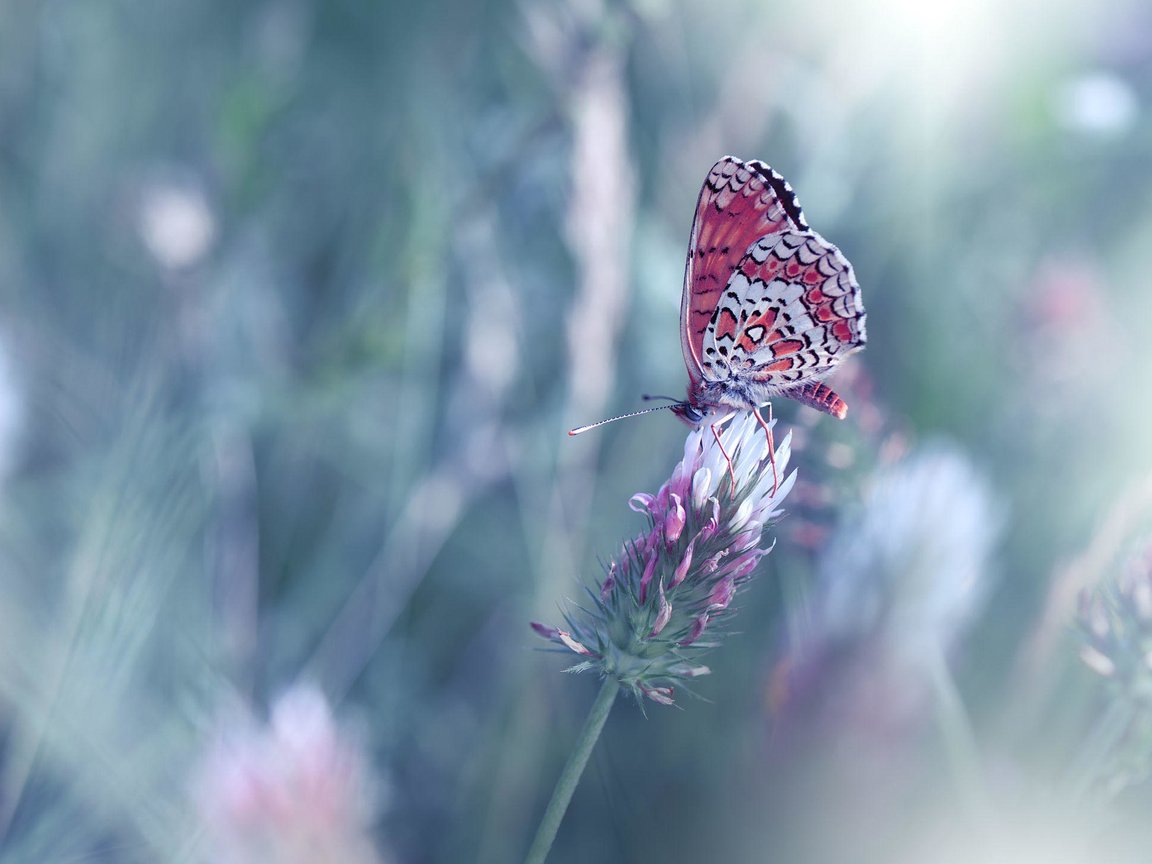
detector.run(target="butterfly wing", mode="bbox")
[681,157,809,388]
[700,229,866,391]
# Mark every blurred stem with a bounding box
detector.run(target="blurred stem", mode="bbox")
[523,677,619,864]
[1067,698,1134,798]
[926,645,992,827]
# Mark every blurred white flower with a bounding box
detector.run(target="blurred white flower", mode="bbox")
[195,684,387,864]
[1052,72,1138,137]
[769,442,1001,744]
[811,442,1002,672]
[137,180,216,270]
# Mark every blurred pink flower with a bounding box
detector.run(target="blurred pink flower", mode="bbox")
[195,684,386,864]
[533,412,794,705]
[1017,255,1112,394]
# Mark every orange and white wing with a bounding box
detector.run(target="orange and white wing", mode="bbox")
[681,157,808,388]
[700,229,866,389]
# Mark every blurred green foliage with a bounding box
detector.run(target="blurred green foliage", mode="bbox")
[2,0,1152,861]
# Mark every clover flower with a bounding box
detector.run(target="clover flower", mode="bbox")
[809,441,1001,669]
[1077,541,1152,794]
[195,684,387,864]
[534,412,795,705]
[769,443,1000,734]
[1080,542,1152,696]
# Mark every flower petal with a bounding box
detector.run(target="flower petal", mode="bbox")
[727,549,767,582]
[691,466,713,510]
[732,521,764,553]
[728,497,754,532]
[664,493,686,544]
[702,549,728,573]
[1081,645,1116,677]
[679,613,709,646]
[683,428,705,472]
[700,497,720,541]
[650,579,673,636]
[629,493,655,514]
[600,562,617,600]
[670,538,695,588]
[557,630,595,656]
[639,550,658,604]
[707,575,736,611]
[640,684,676,705]
[668,459,692,503]
[669,663,711,678]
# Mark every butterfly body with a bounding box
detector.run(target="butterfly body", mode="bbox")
[674,157,866,427]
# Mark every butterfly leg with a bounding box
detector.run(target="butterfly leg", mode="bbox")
[710,423,738,497]
[753,404,778,496]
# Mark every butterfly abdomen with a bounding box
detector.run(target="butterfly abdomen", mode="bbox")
[784,381,849,419]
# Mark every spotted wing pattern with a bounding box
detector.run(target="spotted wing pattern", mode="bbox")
[681,157,808,386]
[699,229,866,390]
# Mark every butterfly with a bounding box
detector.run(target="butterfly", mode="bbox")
[672,156,866,427]
[570,157,866,487]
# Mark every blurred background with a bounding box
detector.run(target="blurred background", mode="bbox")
[2,0,1152,861]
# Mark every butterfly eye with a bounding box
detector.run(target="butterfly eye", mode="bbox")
[671,403,705,425]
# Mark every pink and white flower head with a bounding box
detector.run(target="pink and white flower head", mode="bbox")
[534,413,794,705]
[195,684,387,864]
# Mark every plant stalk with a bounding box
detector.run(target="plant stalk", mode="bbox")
[523,677,620,864]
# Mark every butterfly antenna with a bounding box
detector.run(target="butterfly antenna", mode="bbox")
[568,403,678,436]
[641,393,680,403]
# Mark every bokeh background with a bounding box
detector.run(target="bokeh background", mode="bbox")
[2,0,1152,861]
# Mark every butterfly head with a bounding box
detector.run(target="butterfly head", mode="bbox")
[670,400,708,427]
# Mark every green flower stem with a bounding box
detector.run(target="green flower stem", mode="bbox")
[926,645,991,826]
[524,677,620,864]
